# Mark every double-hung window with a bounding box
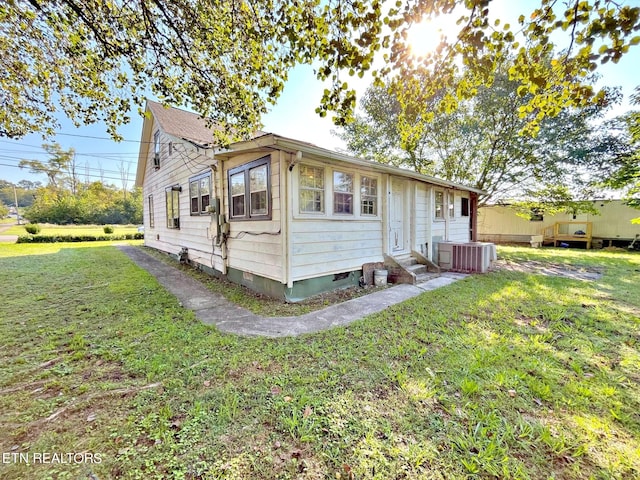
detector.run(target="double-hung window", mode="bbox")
[228,156,271,220]
[333,171,353,215]
[148,195,155,228]
[299,164,325,214]
[165,186,180,229]
[448,192,455,218]
[435,191,444,219]
[189,172,211,215]
[461,197,470,217]
[361,176,378,216]
[153,131,161,169]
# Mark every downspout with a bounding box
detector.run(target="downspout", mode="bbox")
[285,152,293,289]
[444,189,451,241]
[426,186,433,261]
[215,155,228,275]
[470,192,479,242]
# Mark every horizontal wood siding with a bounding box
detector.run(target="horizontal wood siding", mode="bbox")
[223,152,284,282]
[291,219,383,280]
[448,192,471,243]
[142,121,223,272]
[415,183,430,250]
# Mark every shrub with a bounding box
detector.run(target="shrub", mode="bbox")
[103,225,114,234]
[24,223,41,234]
[16,233,143,244]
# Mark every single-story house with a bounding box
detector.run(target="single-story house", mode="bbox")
[135,100,486,301]
[478,201,640,248]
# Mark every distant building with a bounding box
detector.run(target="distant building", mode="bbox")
[478,201,639,248]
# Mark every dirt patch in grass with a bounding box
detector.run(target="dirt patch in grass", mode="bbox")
[492,258,604,281]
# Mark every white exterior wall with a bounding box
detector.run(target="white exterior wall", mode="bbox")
[414,183,429,253]
[140,116,478,286]
[289,159,384,281]
[290,220,383,280]
[449,191,472,243]
[427,188,471,258]
[141,120,223,271]
[222,152,284,282]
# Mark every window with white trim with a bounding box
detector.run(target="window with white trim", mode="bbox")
[360,175,377,216]
[165,186,180,229]
[148,195,154,228]
[153,131,161,169]
[227,156,271,220]
[299,164,325,214]
[189,172,211,215]
[154,131,160,156]
[435,191,444,219]
[461,197,470,217]
[448,192,455,218]
[333,171,353,215]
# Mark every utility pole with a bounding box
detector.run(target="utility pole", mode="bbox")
[13,184,21,225]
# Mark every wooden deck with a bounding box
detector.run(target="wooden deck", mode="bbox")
[543,221,593,249]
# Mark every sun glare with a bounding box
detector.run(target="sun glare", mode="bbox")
[406,15,461,58]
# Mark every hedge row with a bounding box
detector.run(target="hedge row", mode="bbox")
[17,233,144,243]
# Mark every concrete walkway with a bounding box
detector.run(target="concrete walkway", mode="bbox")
[118,246,467,338]
[0,222,19,243]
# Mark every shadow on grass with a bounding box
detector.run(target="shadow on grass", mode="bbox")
[0,244,638,479]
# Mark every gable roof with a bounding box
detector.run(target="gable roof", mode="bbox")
[146,100,214,148]
[136,101,485,195]
[136,100,267,185]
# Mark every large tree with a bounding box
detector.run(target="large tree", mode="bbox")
[338,69,628,206]
[18,143,76,190]
[1,1,638,142]
[600,86,640,221]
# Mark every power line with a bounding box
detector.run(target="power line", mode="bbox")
[54,132,148,143]
[0,147,140,157]
[0,149,139,166]
[0,156,134,177]
[0,163,134,185]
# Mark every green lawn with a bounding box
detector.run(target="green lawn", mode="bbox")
[0,244,638,479]
[2,223,141,236]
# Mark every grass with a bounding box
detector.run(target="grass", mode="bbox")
[143,246,387,317]
[0,243,638,479]
[2,223,141,236]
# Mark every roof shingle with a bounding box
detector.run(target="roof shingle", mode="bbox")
[146,100,266,147]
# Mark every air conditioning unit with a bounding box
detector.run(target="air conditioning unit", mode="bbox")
[170,218,180,229]
[438,242,496,273]
[153,153,160,169]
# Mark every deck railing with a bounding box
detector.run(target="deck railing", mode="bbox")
[542,221,593,249]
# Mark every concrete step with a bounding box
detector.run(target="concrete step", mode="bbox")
[395,256,418,267]
[406,263,429,276]
[415,272,440,284]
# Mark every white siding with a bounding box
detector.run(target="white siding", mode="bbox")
[142,120,223,272]
[290,219,383,280]
[414,183,431,255]
[222,152,284,282]
[448,192,471,243]
[140,116,480,287]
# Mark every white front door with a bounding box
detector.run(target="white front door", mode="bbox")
[390,179,406,253]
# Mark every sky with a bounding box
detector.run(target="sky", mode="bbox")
[1,0,639,190]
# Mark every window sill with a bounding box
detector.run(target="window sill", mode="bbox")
[293,214,382,221]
